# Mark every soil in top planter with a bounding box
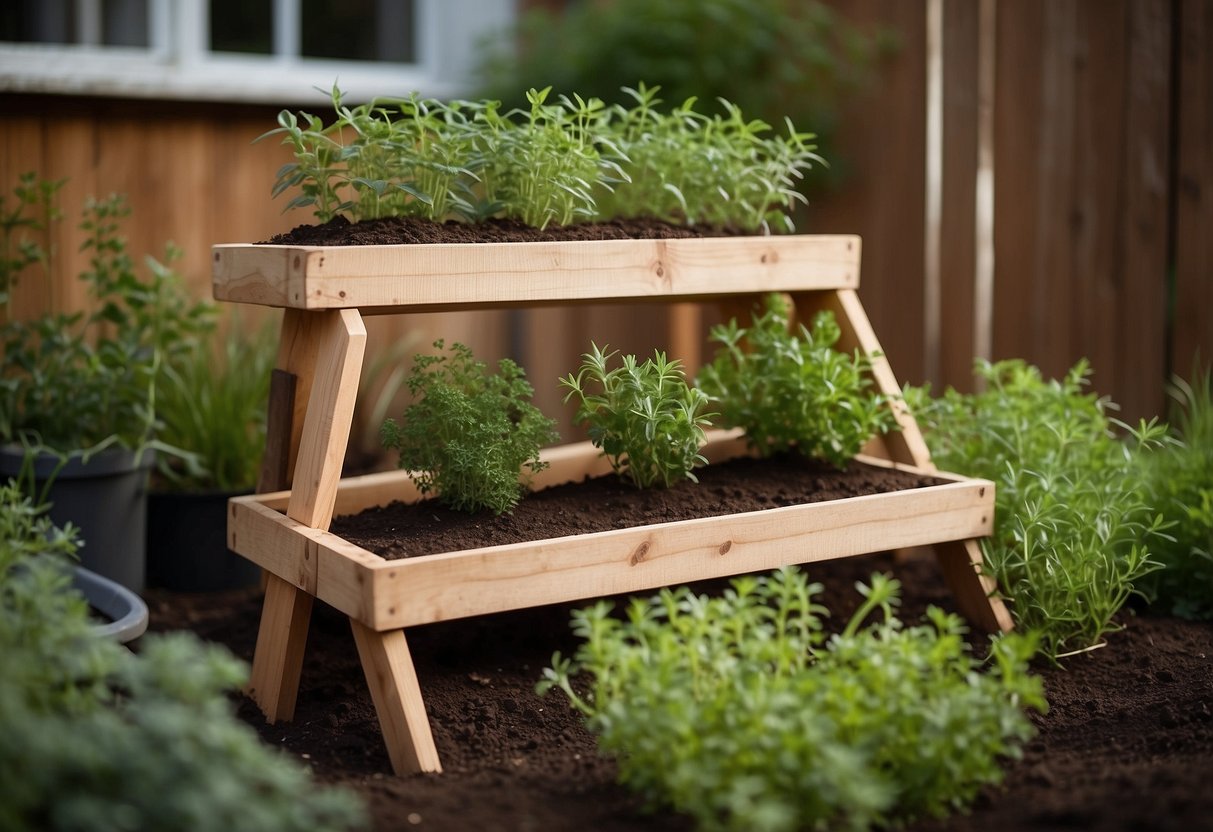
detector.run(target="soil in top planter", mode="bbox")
[262,215,747,247]
[330,454,946,560]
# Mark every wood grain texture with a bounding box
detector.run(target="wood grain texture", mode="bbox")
[287,309,367,530]
[212,236,862,310]
[935,538,1014,632]
[1173,0,1213,381]
[350,622,442,775]
[247,573,314,723]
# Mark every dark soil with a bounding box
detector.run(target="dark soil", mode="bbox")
[330,455,945,560]
[146,552,1213,832]
[262,215,746,246]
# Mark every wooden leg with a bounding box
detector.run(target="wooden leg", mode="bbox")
[248,573,314,722]
[935,538,1014,633]
[351,620,442,775]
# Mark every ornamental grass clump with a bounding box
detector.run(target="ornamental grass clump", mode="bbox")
[1136,369,1213,619]
[539,567,1044,832]
[696,294,895,466]
[381,340,558,515]
[906,359,1170,659]
[560,344,713,488]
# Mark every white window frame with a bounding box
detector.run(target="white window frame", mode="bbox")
[0,0,516,103]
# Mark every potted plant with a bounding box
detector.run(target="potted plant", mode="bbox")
[145,318,276,591]
[0,174,212,591]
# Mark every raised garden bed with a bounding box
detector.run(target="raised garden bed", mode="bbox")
[214,231,1009,775]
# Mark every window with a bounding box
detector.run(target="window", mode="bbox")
[0,0,515,103]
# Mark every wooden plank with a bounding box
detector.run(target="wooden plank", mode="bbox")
[228,496,320,592]
[211,235,862,310]
[807,0,928,386]
[935,538,1013,632]
[1114,0,1171,421]
[258,369,297,493]
[1172,0,1212,382]
[287,309,367,530]
[1,117,51,323]
[938,0,979,392]
[362,477,993,630]
[350,622,442,775]
[247,573,314,723]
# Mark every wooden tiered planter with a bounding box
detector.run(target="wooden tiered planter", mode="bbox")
[212,233,1011,776]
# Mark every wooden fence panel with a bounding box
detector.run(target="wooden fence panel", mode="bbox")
[1174,0,1213,383]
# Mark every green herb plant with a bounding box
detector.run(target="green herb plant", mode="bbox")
[0,482,365,832]
[154,317,276,492]
[696,294,895,466]
[263,84,819,232]
[539,567,1045,831]
[381,340,558,514]
[0,173,62,315]
[560,344,713,488]
[1137,368,1213,619]
[906,359,1171,659]
[0,179,215,460]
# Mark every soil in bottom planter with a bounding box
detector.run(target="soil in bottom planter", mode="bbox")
[330,454,946,560]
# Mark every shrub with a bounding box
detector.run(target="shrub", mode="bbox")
[0,482,366,832]
[696,294,894,466]
[906,359,1170,659]
[1137,369,1213,619]
[561,344,713,488]
[381,340,558,514]
[539,567,1045,831]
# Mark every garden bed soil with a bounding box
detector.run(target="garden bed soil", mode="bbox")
[262,215,744,247]
[330,454,945,560]
[147,550,1213,832]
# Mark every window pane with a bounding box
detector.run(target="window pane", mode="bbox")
[210,0,273,54]
[301,0,416,64]
[102,0,148,46]
[1,0,77,45]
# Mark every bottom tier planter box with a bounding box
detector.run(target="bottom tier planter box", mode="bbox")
[229,432,995,632]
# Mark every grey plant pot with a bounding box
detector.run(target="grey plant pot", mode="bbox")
[0,446,154,592]
[73,564,149,643]
[146,488,261,592]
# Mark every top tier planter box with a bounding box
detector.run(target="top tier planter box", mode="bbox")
[212,231,1010,778]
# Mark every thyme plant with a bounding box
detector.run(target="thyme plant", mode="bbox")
[381,340,558,514]
[696,294,895,466]
[561,344,713,488]
[540,567,1044,831]
[907,359,1171,659]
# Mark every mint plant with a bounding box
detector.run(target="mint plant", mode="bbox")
[906,359,1171,659]
[381,340,558,514]
[696,294,895,466]
[560,344,713,488]
[1137,369,1213,619]
[539,567,1045,831]
[0,482,365,832]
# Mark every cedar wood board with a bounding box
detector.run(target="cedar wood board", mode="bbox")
[228,434,995,632]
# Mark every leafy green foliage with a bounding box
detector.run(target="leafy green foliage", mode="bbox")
[906,359,1170,659]
[594,84,822,232]
[0,179,215,457]
[381,340,558,514]
[561,344,713,488]
[1137,369,1213,619]
[0,172,62,312]
[0,482,366,832]
[696,294,895,466]
[262,84,819,232]
[539,567,1045,831]
[154,318,276,492]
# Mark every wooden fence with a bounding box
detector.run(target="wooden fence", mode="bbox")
[1,0,1209,442]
